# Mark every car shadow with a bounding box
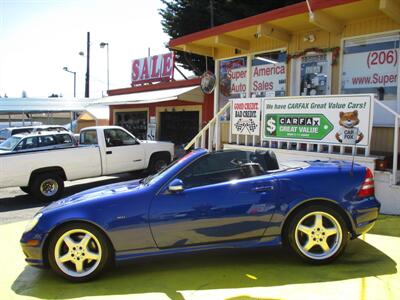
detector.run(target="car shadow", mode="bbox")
[11,238,397,300]
[0,173,140,213]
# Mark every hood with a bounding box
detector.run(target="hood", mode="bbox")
[0,149,12,154]
[42,179,142,212]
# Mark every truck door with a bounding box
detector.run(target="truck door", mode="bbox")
[102,128,145,174]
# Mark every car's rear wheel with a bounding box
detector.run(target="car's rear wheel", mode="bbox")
[48,223,111,282]
[30,173,64,201]
[286,205,348,264]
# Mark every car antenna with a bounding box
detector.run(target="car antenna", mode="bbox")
[350,136,357,176]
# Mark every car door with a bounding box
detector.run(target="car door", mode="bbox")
[103,128,145,174]
[149,151,277,248]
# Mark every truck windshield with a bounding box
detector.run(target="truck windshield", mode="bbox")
[0,136,22,150]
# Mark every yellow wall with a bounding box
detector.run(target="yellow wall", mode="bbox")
[214,15,399,97]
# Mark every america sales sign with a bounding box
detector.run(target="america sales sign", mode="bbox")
[262,95,374,147]
[231,98,261,136]
[131,52,175,85]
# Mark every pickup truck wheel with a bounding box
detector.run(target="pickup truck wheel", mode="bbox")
[19,186,31,194]
[48,222,111,282]
[31,173,64,201]
[286,205,348,264]
[148,156,169,174]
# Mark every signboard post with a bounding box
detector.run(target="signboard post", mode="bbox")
[262,94,374,148]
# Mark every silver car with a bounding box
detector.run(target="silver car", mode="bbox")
[0,131,77,154]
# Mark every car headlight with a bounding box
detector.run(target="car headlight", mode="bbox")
[24,213,42,232]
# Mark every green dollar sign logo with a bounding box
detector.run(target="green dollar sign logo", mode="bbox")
[266,117,276,135]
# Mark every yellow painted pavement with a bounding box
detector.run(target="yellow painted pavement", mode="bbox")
[0,216,399,300]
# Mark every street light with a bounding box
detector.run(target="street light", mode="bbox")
[62,67,76,97]
[99,42,109,92]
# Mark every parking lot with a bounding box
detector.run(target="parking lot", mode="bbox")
[0,173,135,225]
[0,177,399,300]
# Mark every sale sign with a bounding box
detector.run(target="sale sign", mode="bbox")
[262,95,374,147]
[231,98,261,135]
[131,52,175,85]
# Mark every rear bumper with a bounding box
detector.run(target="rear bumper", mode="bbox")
[348,197,380,237]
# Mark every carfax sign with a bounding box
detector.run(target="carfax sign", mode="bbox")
[262,94,374,147]
[231,98,261,136]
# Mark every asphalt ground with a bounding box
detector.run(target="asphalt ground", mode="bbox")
[0,214,399,300]
[0,173,137,225]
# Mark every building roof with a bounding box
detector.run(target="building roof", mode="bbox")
[0,98,91,114]
[93,85,204,106]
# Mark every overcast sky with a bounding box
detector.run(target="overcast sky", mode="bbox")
[0,0,190,99]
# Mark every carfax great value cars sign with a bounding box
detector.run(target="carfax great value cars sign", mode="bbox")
[262,95,374,147]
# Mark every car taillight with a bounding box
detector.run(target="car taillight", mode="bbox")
[358,168,375,198]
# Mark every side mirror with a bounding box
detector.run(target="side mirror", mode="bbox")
[168,178,184,193]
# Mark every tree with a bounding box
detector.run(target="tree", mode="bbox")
[160,0,303,75]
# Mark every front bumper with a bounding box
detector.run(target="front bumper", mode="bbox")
[348,197,380,237]
[20,231,48,268]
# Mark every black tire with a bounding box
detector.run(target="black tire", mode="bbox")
[19,186,31,194]
[286,205,349,264]
[47,222,111,282]
[148,154,170,174]
[30,173,64,201]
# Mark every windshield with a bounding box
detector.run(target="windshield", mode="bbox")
[0,136,22,151]
[141,152,197,185]
[0,129,10,140]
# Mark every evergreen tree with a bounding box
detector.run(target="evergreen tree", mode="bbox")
[160,0,303,74]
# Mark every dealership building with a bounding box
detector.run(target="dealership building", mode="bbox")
[167,0,400,213]
[96,53,214,146]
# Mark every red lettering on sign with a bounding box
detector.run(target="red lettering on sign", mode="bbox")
[162,53,172,77]
[131,60,140,81]
[132,52,175,85]
[151,55,160,78]
[141,58,150,80]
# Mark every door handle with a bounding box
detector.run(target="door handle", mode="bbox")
[106,150,112,155]
[252,186,274,192]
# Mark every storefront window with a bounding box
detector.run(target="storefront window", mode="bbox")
[341,33,399,101]
[299,53,331,96]
[115,111,147,140]
[219,57,247,111]
[251,51,287,97]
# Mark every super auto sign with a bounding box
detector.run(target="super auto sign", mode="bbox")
[131,53,175,85]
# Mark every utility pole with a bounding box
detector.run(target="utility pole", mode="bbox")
[85,32,90,98]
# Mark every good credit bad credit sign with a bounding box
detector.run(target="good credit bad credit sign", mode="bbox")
[262,95,374,147]
[231,98,261,135]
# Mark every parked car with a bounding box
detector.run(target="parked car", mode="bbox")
[0,131,77,154]
[0,125,68,141]
[20,148,380,281]
[0,126,174,200]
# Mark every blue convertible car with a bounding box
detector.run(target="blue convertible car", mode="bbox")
[21,149,380,281]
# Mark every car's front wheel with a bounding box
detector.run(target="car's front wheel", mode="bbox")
[286,205,349,264]
[48,223,111,282]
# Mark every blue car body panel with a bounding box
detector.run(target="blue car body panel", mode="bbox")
[20,148,380,267]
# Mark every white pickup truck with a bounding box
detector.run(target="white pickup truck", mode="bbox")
[0,126,174,201]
